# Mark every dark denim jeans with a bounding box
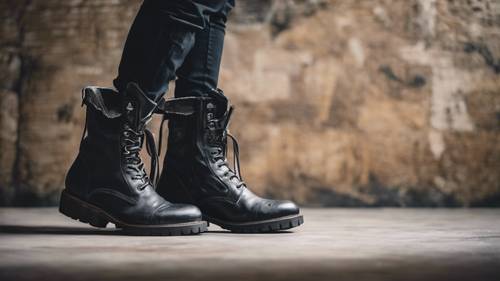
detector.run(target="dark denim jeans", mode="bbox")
[113,0,234,101]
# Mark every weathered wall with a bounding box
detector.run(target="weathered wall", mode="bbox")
[0,0,499,206]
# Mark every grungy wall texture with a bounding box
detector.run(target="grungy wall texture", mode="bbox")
[0,0,499,206]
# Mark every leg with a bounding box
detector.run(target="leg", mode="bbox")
[174,1,234,97]
[113,0,228,101]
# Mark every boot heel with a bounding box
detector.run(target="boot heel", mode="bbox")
[59,190,109,228]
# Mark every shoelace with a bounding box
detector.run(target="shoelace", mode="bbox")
[212,132,245,188]
[209,106,245,188]
[122,125,159,189]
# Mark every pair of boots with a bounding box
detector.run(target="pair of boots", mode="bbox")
[60,83,303,235]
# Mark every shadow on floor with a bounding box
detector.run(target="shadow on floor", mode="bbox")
[0,225,120,235]
[206,230,293,234]
[0,225,292,235]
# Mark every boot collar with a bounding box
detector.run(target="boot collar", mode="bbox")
[82,86,122,119]
[81,83,158,124]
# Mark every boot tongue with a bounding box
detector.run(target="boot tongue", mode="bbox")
[124,83,158,131]
[207,89,228,118]
[205,89,231,148]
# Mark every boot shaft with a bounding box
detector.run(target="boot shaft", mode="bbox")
[67,83,159,198]
[166,89,230,161]
[160,89,245,203]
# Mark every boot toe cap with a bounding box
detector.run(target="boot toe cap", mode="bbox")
[260,200,299,220]
[154,203,202,224]
[274,200,300,217]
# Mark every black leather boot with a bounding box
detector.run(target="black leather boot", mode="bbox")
[60,83,207,235]
[156,89,304,233]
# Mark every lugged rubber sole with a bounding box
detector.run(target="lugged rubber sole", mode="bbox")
[59,190,207,236]
[205,214,304,233]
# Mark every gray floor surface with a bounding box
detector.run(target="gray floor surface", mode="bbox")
[1,208,499,281]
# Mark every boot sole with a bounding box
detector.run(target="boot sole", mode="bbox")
[59,190,207,236]
[204,214,304,233]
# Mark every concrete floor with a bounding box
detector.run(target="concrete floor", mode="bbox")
[0,208,499,281]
